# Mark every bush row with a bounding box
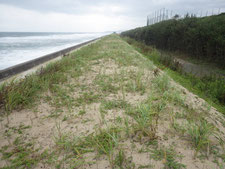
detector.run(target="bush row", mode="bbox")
[121,14,225,68]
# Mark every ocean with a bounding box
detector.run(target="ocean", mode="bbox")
[0,32,108,70]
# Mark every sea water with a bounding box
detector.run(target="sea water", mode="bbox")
[0,32,108,70]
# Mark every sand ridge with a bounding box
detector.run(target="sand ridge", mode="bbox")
[0,35,224,169]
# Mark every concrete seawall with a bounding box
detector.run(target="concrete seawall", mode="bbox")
[0,37,100,82]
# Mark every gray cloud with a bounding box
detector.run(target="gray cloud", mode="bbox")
[0,0,224,31]
[1,0,224,16]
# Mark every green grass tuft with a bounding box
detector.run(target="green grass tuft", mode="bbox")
[186,120,216,156]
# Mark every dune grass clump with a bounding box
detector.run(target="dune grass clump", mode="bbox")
[54,126,122,168]
[125,103,159,141]
[150,146,186,169]
[153,74,170,93]
[186,120,216,156]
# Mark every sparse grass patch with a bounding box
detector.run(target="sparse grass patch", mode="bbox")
[54,126,122,168]
[50,85,75,111]
[113,149,135,168]
[127,104,159,141]
[47,108,63,118]
[94,74,119,94]
[0,137,45,169]
[123,117,131,137]
[125,70,147,94]
[152,74,170,93]
[150,146,186,169]
[186,120,216,156]
[4,124,31,137]
[146,92,167,113]
[54,134,93,168]
[115,68,129,82]
[101,99,131,110]
[75,91,100,106]
[115,116,123,123]
[171,120,186,135]
[138,164,154,168]
[78,110,86,115]
[211,145,225,167]
[162,89,186,107]
[182,108,205,122]
[91,127,121,156]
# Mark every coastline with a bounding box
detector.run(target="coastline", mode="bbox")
[0,37,101,83]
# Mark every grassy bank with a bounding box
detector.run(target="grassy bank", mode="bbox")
[121,14,225,68]
[122,37,225,115]
[0,34,224,169]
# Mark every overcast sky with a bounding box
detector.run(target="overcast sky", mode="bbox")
[0,0,224,32]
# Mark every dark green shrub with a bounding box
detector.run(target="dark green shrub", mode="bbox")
[121,14,225,68]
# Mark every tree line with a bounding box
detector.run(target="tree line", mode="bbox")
[121,14,225,68]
